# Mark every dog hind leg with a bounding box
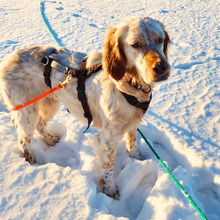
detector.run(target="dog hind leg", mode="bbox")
[15,109,38,164]
[36,98,60,146]
[37,118,60,146]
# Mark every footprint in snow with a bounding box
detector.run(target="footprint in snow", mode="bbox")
[56,7,64,10]
[174,61,204,69]
[73,14,81,18]
[212,57,220,60]
[89,24,98,28]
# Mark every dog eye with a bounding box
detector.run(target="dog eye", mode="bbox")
[131,43,141,48]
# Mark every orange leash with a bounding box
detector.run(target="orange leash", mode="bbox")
[12,84,62,111]
[1,75,72,111]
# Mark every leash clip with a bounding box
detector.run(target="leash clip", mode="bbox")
[59,74,73,88]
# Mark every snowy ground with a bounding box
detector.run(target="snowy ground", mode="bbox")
[0,0,219,219]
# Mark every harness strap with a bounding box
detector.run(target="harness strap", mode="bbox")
[42,49,58,88]
[121,92,152,113]
[41,55,101,133]
[62,60,101,133]
[76,60,102,133]
[76,59,93,133]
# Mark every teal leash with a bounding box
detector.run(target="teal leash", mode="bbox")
[137,128,208,220]
[39,1,208,219]
[40,0,63,47]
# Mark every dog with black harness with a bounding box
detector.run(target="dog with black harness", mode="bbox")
[0,16,170,198]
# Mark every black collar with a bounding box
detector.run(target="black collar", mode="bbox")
[120,92,152,113]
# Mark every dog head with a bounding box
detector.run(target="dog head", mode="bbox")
[102,16,171,89]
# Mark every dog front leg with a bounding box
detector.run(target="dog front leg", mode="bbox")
[98,129,121,199]
[125,128,140,158]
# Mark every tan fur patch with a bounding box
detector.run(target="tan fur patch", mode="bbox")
[102,26,126,81]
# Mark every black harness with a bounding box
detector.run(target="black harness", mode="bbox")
[42,55,151,132]
[121,92,152,113]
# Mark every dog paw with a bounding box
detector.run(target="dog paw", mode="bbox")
[128,149,146,161]
[44,134,60,146]
[24,149,36,164]
[128,148,141,158]
[103,186,120,200]
[99,178,120,199]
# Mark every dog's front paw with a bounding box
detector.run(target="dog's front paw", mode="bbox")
[129,150,145,160]
[99,178,120,200]
[103,186,120,200]
[128,148,141,159]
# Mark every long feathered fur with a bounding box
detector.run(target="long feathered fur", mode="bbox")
[0,16,170,198]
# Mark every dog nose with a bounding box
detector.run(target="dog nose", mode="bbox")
[153,60,169,75]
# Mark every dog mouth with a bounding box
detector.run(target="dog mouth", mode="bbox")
[128,78,151,93]
[155,72,170,82]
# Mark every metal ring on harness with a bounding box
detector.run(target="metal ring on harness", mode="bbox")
[142,85,151,94]
[42,56,50,66]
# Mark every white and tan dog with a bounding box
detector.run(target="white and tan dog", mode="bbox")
[0,16,170,198]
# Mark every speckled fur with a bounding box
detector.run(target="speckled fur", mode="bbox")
[0,17,170,198]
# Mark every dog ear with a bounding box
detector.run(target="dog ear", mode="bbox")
[102,26,126,81]
[163,30,171,59]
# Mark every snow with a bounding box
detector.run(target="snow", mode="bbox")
[0,0,219,219]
